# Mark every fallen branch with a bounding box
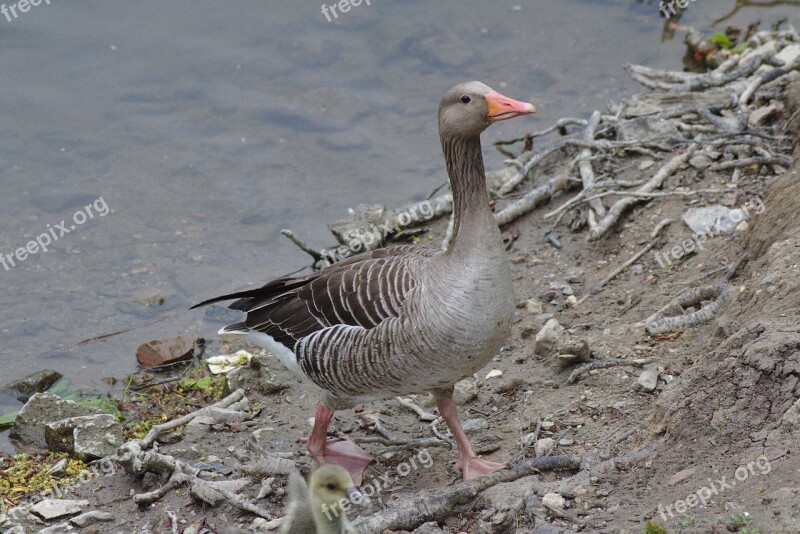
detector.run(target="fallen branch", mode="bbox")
[567,358,655,384]
[578,111,606,229]
[352,455,581,533]
[588,146,697,241]
[644,283,734,335]
[494,174,574,226]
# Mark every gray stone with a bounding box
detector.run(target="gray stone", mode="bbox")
[30,498,88,520]
[69,510,114,527]
[683,205,748,235]
[636,367,664,393]
[525,298,544,314]
[689,154,713,170]
[38,523,72,534]
[535,438,554,457]
[226,354,289,395]
[45,414,123,460]
[565,268,585,284]
[10,393,103,450]
[239,456,296,476]
[548,282,574,296]
[453,379,478,405]
[534,319,563,357]
[413,521,447,533]
[462,418,488,433]
[2,369,62,396]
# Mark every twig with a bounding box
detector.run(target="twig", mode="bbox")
[589,146,697,241]
[567,358,655,384]
[576,219,673,305]
[494,118,588,146]
[281,229,324,263]
[396,396,437,422]
[708,155,792,171]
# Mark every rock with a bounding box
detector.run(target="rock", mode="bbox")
[2,370,62,397]
[135,336,194,368]
[453,380,478,405]
[225,354,289,395]
[70,511,114,527]
[45,414,124,460]
[10,392,104,450]
[689,154,713,169]
[413,522,447,534]
[749,104,780,127]
[534,437,554,456]
[46,458,69,477]
[556,339,591,369]
[462,418,488,433]
[683,205,748,235]
[638,159,655,170]
[30,498,88,520]
[636,366,664,393]
[564,268,584,284]
[38,523,72,534]
[541,492,566,513]
[735,220,749,233]
[534,319,564,357]
[558,438,574,446]
[548,281,574,296]
[781,397,800,429]
[565,295,578,307]
[525,298,543,314]
[485,369,503,379]
[776,43,800,65]
[668,467,697,485]
[541,421,555,430]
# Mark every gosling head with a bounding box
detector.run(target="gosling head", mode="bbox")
[308,464,369,515]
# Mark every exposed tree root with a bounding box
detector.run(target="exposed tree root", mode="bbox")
[352,455,581,533]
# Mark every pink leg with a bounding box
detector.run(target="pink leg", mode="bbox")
[307,403,372,485]
[435,395,507,481]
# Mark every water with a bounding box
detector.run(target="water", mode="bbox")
[1,0,798,451]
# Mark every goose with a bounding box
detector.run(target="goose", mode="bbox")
[193,81,535,483]
[280,465,364,534]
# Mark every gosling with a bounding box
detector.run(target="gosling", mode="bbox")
[280,464,367,534]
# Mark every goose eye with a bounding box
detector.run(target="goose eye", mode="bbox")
[326,483,337,490]
[460,95,471,104]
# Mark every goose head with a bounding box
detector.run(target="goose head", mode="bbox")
[438,81,536,139]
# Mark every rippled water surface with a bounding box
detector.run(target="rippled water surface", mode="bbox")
[1,0,798,449]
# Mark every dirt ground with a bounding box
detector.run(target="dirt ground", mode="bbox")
[7,81,800,534]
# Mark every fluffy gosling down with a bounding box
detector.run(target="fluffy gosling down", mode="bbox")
[280,464,368,534]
